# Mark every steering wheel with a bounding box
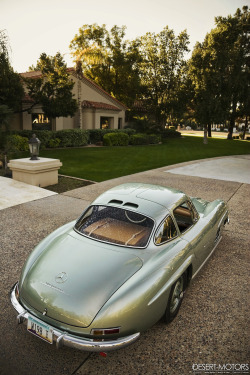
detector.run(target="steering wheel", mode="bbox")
[125,210,147,224]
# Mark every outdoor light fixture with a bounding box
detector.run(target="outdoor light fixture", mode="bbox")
[29,134,41,160]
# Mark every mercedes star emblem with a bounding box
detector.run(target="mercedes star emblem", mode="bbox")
[55,272,68,283]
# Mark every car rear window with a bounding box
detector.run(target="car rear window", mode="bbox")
[74,205,154,248]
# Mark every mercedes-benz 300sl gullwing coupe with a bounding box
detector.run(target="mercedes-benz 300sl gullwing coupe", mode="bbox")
[10,183,229,352]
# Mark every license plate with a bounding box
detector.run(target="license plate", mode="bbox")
[27,316,53,344]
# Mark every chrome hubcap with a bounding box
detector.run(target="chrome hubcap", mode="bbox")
[170,278,184,314]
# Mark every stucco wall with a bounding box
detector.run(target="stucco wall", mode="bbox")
[71,76,121,107]
[63,116,74,129]
[22,112,32,130]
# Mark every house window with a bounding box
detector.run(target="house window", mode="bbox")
[32,114,51,130]
[100,117,110,129]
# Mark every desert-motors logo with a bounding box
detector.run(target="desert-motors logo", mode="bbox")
[192,363,249,374]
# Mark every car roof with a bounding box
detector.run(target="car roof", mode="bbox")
[92,183,187,219]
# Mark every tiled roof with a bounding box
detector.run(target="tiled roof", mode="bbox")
[82,100,120,111]
[20,71,42,78]
[20,68,127,110]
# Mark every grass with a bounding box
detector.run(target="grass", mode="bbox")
[37,136,250,182]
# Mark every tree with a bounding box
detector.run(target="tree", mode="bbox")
[25,52,78,118]
[0,30,24,117]
[137,27,190,128]
[0,30,24,157]
[188,6,250,140]
[213,6,249,139]
[188,40,227,142]
[69,24,142,107]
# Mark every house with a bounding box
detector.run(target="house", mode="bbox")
[10,68,127,132]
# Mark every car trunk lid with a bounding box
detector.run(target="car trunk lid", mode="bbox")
[20,233,142,327]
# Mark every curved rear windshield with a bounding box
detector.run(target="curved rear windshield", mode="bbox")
[74,205,154,248]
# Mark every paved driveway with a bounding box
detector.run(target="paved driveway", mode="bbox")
[0,156,249,375]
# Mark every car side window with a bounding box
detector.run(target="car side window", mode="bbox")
[173,201,197,234]
[155,215,178,245]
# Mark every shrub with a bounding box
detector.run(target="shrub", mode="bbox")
[88,129,105,144]
[48,138,61,148]
[145,134,161,144]
[88,129,135,144]
[103,132,129,146]
[6,135,29,152]
[55,129,89,147]
[129,134,148,145]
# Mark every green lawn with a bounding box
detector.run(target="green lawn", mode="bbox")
[38,137,250,182]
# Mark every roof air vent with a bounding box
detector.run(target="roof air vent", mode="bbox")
[123,202,139,209]
[108,199,123,205]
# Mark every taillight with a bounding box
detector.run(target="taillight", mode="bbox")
[91,327,120,336]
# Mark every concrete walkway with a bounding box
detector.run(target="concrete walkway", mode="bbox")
[167,155,250,184]
[0,177,57,210]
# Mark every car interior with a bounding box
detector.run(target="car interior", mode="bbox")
[75,205,153,247]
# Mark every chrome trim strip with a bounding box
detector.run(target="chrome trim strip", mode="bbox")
[10,283,140,352]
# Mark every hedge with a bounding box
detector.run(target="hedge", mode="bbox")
[5,128,180,151]
[11,130,53,149]
[10,129,89,148]
[55,129,89,147]
[103,132,129,146]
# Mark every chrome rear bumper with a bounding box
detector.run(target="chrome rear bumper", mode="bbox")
[10,283,140,352]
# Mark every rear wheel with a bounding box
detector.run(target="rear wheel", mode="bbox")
[165,273,186,323]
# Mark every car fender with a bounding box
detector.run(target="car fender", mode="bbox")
[89,253,194,335]
[147,254,194,306]
[19,221,75,288]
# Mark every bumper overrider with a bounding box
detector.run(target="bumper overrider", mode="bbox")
[10,283,140,352]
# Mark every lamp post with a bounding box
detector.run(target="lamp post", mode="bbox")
[29,134,41,160]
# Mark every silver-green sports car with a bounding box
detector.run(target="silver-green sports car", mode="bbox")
[10,183,229,352]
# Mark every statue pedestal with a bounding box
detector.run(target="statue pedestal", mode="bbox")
[8,158,62,187]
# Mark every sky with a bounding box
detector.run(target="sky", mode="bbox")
[1,0,249,73]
